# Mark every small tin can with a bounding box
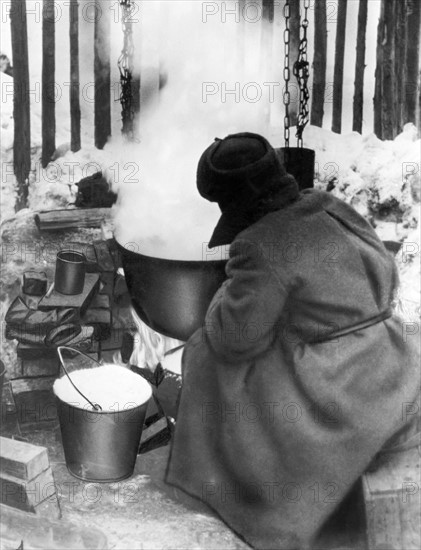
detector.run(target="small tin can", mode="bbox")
[55,250,86,295]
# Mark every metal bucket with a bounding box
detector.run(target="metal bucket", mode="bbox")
[116,241,227,341]
[54,347,152,482]
[277,147,315,190]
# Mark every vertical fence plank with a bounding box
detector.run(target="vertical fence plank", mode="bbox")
[394,0,406,135]
[332,0,347,133]
[70,0,81,152]
[94,0,111,149]
[373,0,384,138]
[10,0,31,211]
[381,0,395,140]
[262,0,274,22]
[404,0,420,131]
[310,0,327,128]
[289,0,300,127]
[352,0,368,134]
[42,0,56,167]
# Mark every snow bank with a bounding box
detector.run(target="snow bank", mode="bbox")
[305,124,420,319]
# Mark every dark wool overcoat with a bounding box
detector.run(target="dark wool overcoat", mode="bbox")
[166,189,420,550]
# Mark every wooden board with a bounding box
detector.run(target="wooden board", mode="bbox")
[10,377,57,428]
[363,446,421,550]
[17,340,99,360]
[21,357,60,379]
[0,384,20,438]
[38,273,99,313]
[89,293,110,309]
[0,437,49,481]
[93,240,114,272]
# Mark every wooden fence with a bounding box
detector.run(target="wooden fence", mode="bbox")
[9,0,421,211]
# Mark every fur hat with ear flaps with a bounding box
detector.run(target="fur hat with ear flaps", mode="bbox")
[197,132,300,247]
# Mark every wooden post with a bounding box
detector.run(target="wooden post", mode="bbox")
[332,0,348,133]
[42,0,56,168]
[262,0,274,22]
[10,0,31,211]
[352,0,368,134]
[381,0,395,140]
[289,0,300,126]
[69,0,81,152]
[373,0,385,138]
[94,0,111,149]
[261,0,274,128]
[236,0,247,75]
[404,0,420,131]
[394,0,406,135]
[310,0,327,128]
[261,0,275,61]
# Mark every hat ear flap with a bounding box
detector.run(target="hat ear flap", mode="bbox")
[196,141,221,202]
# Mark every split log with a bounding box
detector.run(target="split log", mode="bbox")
[34,208,112,231]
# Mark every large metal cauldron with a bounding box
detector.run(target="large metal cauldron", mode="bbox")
[116,241,227,341]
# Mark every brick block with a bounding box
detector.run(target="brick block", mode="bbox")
[0,436,49,480]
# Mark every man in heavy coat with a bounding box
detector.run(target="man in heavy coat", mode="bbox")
[166,133,420,549]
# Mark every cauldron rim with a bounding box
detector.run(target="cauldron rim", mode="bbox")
[115,238,228,267]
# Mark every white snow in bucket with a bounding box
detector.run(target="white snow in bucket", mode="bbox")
[53,364,152,412]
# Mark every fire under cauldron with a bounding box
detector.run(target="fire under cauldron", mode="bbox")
[116,241,227,342]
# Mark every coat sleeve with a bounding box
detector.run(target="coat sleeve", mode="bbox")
[203,238,288,362]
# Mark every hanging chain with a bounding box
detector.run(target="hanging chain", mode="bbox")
[118,0,135,139]
[293,0,310,148]
[283,0,291,148]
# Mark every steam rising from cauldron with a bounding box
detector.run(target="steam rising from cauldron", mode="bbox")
[109,1,278,260]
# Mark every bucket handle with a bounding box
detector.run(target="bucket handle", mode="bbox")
[57,346,102,411]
